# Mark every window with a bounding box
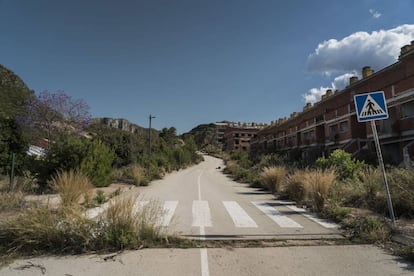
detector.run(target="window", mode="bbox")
[329,124,338,140]
[339,121,349,132]
[401,101,414,118]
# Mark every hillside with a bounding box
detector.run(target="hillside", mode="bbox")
[0,64,34,118]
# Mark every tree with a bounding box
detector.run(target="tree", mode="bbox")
[24,90,91,142]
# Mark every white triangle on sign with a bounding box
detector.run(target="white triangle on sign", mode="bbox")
[359,94,386,118]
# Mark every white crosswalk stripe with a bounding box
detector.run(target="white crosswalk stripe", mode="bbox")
[192,200,212,227]
[159,201,178,226]
[85,199,338,230]
[251,201,303,228]
[284,204,338,228]
[223,201,258,228]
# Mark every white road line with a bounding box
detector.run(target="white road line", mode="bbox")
[285,204,338,228]
[192,200,212,227]
[252,201,303,228]
[197,172,203,201]
[223,201,258,228]
[200,248,209,276]
[159,201,178,226]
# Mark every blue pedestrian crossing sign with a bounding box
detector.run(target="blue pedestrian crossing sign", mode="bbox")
[354,91,388,122]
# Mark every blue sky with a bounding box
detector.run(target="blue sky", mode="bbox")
[1,0,414,133]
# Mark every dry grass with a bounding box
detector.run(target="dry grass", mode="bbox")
[0,194,168,258]
[284,170,307,203]
[130,164,147,186]
[260,166,287,193]
[0,206,95,255]
[98,195,165,249]
[303,169,336,212]
[49,170,94,207]
[0,191,25,212]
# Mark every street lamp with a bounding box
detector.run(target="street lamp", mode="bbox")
[148,114,156,175]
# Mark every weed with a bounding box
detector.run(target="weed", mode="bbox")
[131,164,146,186]
[0,206,95,254]
[260,166,286,194]
[94,190,106,204]
[0,191,25,212]
[304,169,335,212]
[284,170,307,202]
[353,216,391,243]
[49,170,93,207]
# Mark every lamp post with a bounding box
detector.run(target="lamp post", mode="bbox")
[148,114,155,175]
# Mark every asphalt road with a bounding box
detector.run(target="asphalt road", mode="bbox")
[133,155,342,240]
[2,155,413,275]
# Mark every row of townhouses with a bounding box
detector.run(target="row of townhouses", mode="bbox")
[246,42,414,166]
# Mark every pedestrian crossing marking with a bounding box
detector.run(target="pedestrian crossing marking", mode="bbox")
[284,204,338,228]
[251,201,303,228]
[223,201,258,228]
[192,200,212,227]
[159,201,178,226]
[85,199,340,230]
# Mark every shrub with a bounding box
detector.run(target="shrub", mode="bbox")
[387,168,414,218]
[94,190,106,204]
[49,170,93,207]
[80,140,115,187]
[130,164,147,186]
[304,169,336,212]
[284,170,307,202]
[0,206,95,254]
[354,216,391,243]
[260,166,286,194]
[0,191,24,212]
[99,196,164,249]
[316,149,363,180]
[359,167,382,201]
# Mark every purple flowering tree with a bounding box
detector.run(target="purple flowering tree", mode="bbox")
[24,90,91,142]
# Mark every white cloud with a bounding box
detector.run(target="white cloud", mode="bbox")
[303,72,358,104]
[303,24,414,103]
[307,24,414,75]
[369,9,381,19]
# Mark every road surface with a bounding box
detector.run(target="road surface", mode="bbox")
[1,155,413,275]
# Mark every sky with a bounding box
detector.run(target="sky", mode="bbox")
[1,0,414,134]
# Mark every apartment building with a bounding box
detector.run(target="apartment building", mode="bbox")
[251,42,414,165]
[224,122,267,151]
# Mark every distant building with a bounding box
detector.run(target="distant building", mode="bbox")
[251,42,414,166]
[224,122,267,151]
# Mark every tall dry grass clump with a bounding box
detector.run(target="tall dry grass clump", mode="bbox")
[131,164,147,186]
[49,170,93,207]
[99,195,165,249]
[304,169,336,212]
[260,166,286,193]
[0,206,95,254]
[0,191,24,212]
[284,170,307,203]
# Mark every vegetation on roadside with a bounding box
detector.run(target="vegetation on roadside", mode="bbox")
[0,172,172,259]
[223,148,414,251]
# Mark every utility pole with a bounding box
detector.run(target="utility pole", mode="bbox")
[148,114,155,176]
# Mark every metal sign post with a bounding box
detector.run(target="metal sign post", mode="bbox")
[370,120,396,227]
[354,91,396,227]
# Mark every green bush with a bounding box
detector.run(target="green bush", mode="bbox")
[316,149,363,180]
[80,140,115,187]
